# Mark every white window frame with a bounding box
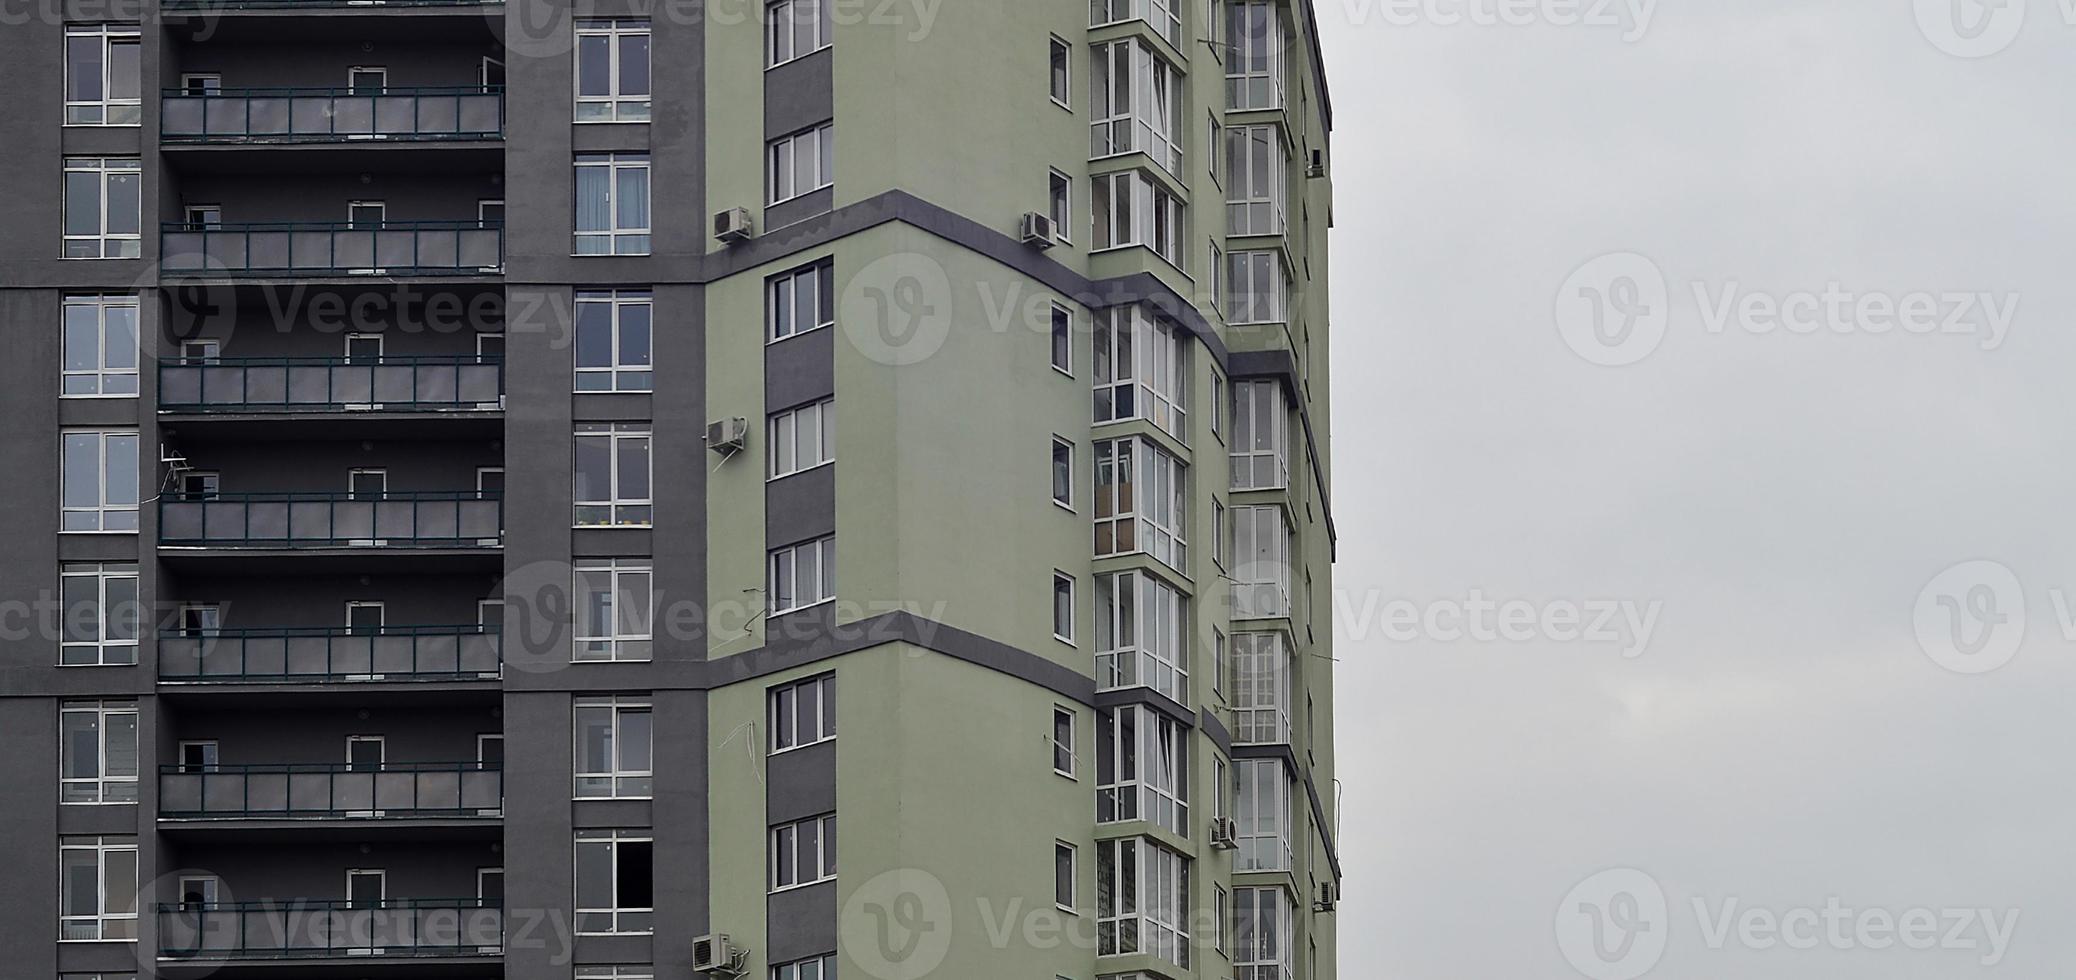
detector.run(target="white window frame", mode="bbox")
[61,295,140,398]
[768,123,834,205]
[1051,436,1076,510]
[1227,124,1288,237]
[1049,169,1074,243]
[1093,305,1188,435]
[574,153,652,256]
[573,558,654,662]
[769,813,837,892]
[1052,706,1078,777]
[1091,39,1184,176]
[574,19,652,122]
[1094,437,1189,572]
[1052,572,1077,645]
[579,967,658,980]
[769,535,836,615]
[1096,837,1191,966]
[64,26,141,126]
[574,696,654,799]
[62,157,142,259]
[574,290,654,392]
[769,672,837,753]
[1227,0,1286,111]
[1234,885,1298,980]
[767,0,833,67]
[1232,631,1293,744]
[1236,758,1295,872]
[771,954,836,980]
[60,701,138,804]
[1094,570,1187,702]
[1096,704,1189,834]
[768,258,836,341]
[1228,249,1290,325]
[59,563,139,666]
[1049,35,1072,108]
[769,398,835,479]
[1231,504,1293,619]
[575,829,654,935]
[59,836,137,941]
[1231,378,1290,490]
[1092,0,1182,46]
[1050,303,1074,376]
[574,423,653,527]
[1055,841,1078,912]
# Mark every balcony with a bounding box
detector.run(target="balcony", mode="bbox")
[161,221,503,279]
[160,491,502,549]
[164,87,502,144]
[161,762,502,819]
[162,0,500,10]
[158,899,501,960]
[159,625,501,683]
[161,355,502,415]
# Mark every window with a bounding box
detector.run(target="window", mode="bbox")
[1216,885,1230,955]
[1214,499,1229,570]
[1096,838,1190,966]
[347,66,387,94]
[1231,505,1292,619]
[60,836,137,940]
[1094,570,1187,701]
[60,564,139,666]
[1055,842,1077,911]
[573,559,653,661]
[180,73,222,96]
[1227,0,1286,111]
[574,290,654,392]
[1093,0,1181,46]
[347,200,386,228]
[770,813,837,891]
[65,26,140,126]
[1227,124,1287,236]
[1052,707,1077,776]
[1212,627,1228,697]
[1232,379,1289,489]
[575,154,651,255]
[769,259,836,341]
[1210,241,1225,314]
[575,20,651,121]
[574,423,653,527]
[1052,437,1075,509]
[1093,306,1189,435]
[769,0,833,66]
[63,157,141,259]
[770,673,836,752]
[769,123,834,205]
[1049,35,1072,106]
[1228,250,1289,324]
[1052,573,1076,644]
[770,536,836,614]
[575,830,653,934]
[1050,303,1073,375]
[1232,632,1292,744]
[574,696,653,798]
[1091,40,1183,175]
[1234,886,1298,980]
[770,399,834,478]
[578,968,656,980]
[62,295,139,397]
[1236,758,1294,872]
[1049,170,1074,243]
[1094,438,1189,571]
[1097,704,1189,834]
[61,701,138,804]
[772,954,836,980]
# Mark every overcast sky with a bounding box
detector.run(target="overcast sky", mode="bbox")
[1319,2,2076,977]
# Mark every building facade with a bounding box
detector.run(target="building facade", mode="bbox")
[0,1,1341,979]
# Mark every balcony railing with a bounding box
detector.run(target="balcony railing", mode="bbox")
[162,0,502,10]
[160,491,503,548]
[159,625,501,682]
[161,221,503,277]
[160,355,503,414]
[159,899,502,960]
[163,87,503,143]
[161,762,502,819]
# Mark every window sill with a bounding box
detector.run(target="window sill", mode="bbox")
[769,736,836,758]
[768,184,835,209]
[768,321,834,347]
[769,459,836,483]
[770,597,837,618]
[770,877,837,896]
[59,393,140,400]
[766,44,833,72]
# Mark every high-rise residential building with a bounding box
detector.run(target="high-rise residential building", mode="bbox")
[0,1,1340,979]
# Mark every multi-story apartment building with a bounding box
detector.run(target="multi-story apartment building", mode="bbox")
[0,1,1340,979]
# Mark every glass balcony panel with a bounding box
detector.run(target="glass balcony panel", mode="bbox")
[164,97,204,136]
[245,96,291,135]
[375,229,419,267]
[161,901,501,959]
[374,95,417,134]
[457,93,499,133]
[329,229,372,269]
[412,96,457,133]
[334,95,376,133]
[162,494,501,546]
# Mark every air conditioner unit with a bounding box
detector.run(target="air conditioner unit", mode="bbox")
[714,207,755,243]
[1209,816,1239,849]
[1021,211,1060,249]
[1314,881,1340,912]
[706,417,749,454]
[693,934,747,975]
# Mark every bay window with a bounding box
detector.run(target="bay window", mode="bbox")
[1231,378,1289,489]
[1096,704,1189,834]
[1096,838,1190,967]
[1091,39,1183,175]
[1235,758,1294,872]
[1227,249,1289,324]
[1226,124,1287,236]
[1231,505,1292,619]
[1093,570,1187,702]
[1093,305,1189,435]
[1234,885,1298,980]
[1094,437,1188,571]
[1090,170,1185,266]
[1231,631,1293,745]
[1226,0,1285,111]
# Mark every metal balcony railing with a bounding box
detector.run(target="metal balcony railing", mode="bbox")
[161,221,503,277]
[160,762,502,819]
[158,625,501,682]
[158,899,502,960]
[160,355,503,413]
[159,491,503,548]
[161,0,502,10]
[163,87,503,143]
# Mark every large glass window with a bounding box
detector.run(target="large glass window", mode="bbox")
[1093,306,1189,435]
[63,158,141,259]
[772,955,836,980]
[574,291,653,392]
[769,123,835,205]
[1091,39,1183,175]
[574,423,653,527]
[1096,838,1190,966]
[768,259,836,341]
[770,673,836,753]
[1231,631,1292,745]
[1227,250,1289,324]
[1231,379,1289,489]
[1231,505,1292,619]
[1226,0,1285,111]
[1235,758,1294,872]
[768,0,833,67]
[1090,170,1184,266]
[575,20,651,122]
[1226,124,1287,236]
[1092,0,1181,46]
[60,836,137,941]
[575,154,651,255]
[64,26,140,126]
[61,701,138,804]
[574,559,653,662]
[1097,705,1189,835]
[575,830,653,934]
[62,431,138,532]
[770,813,837,891]
[769,399,834,478]
[62,295,139,397]
[1094,437,1188,572]
[574,696,653,798]
[60,563,139,666]
[1234,886,1298,980]
[770,536,836,614]
[1094,570,1187,702]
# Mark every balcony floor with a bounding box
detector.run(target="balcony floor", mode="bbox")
[155,547,503,575]
[159,410,503,443]
[156,815,502,843]
[160,142,504,176]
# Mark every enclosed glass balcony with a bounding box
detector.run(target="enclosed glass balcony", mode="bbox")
[163,87,502,143]
[159,491,503,548]
[158,899,502,960]
[161,221,503,277]
[158,625,501,682]
[160,355,502,414]
[160,762,502,819]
